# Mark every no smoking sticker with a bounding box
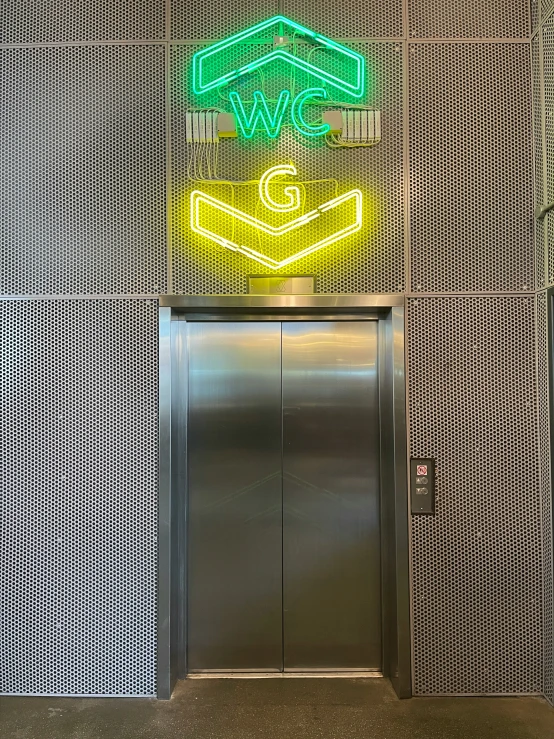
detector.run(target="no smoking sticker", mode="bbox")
[416,465,428,476]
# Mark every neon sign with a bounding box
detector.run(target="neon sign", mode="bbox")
[190,163,362,270]
[259,164,301,212]
[228,88,331,139]
[229,90,290,139]
[192,15,365,99]
[290,88,331,137]
[190,16,367,141]
[186,16,375,272]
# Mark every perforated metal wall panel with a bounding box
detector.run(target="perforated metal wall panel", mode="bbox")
[171,0,403,42]
[0,45,167,296]
[171,42,404,294]
[408,0,528,38]
[408,297,542,695]
[0,299,158,696]
[410,43,533,293]
[282,0,403,40]
[537,292,553,703]
[0,0,164,43]
[534,36,546,290]
[544,16,554,287]
[1,0,545,703]
[172,0,278,41]
[533,0,541,34]
[543,0,554,25]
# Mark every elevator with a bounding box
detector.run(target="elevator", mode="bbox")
[187,321,380,673]
[158,296,410,697]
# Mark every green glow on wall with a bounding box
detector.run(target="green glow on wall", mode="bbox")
[290,88,331,137]
[229,90,290,139]
[192,15,366,99]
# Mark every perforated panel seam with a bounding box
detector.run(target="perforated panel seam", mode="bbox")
[543,5,554,29]
[535,293,547,693]
[165,43,173,292]
[404,292,535,297]
[0,295,163,300]
[1,37,531,49]
[539,26,549,288]
[0,40,169,48]
[537,293,552,703]
[536,291,553,703]
[402,0,411,317]
[168,38,531,45]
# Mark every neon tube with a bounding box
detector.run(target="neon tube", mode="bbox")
[190,183,362,269]
[258,164,301,212]
[192,15,365,99]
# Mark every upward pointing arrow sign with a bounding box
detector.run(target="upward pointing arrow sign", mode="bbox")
[192,15,366,99]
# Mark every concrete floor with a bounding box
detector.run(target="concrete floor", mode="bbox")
[1,678,553,739]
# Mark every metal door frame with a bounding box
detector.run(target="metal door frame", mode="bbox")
[157,294,411,699]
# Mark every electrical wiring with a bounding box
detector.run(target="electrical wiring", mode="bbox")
[188,35,380,157]
[187,139,341,251]
[185,27,375,264]
[325,133,380,149]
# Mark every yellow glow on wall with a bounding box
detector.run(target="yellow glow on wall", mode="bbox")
[258,164,301,213]
[190,163,362,270]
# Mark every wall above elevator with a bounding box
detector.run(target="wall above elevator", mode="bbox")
[0,0,533,296]
[0,0,545,700]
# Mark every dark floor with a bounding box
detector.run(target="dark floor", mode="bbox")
[1,678,553,739]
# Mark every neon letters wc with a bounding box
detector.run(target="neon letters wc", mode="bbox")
[229,87,331,139]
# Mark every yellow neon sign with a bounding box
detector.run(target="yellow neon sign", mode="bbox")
[190,164,362,270]
[258,164,301,213]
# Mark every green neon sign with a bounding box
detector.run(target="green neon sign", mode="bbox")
[229,88,331,139]
[291,88,330,137]
[229,90,290,139]
[192,15,365,99]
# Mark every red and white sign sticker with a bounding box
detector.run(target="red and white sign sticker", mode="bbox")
[416,465,428,476]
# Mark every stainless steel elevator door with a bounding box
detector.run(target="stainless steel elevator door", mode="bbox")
[187,323,283,671]
[282,322,381,670]
[186,320,381,673]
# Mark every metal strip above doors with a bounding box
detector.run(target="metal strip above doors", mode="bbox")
[159,294,404,311]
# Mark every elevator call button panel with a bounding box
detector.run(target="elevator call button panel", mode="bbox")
[410,458,436,515]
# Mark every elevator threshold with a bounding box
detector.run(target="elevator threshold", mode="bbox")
[188,671,383,679]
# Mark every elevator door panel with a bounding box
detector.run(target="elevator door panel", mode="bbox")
[282,322,381,670]
[187,323,283,671]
